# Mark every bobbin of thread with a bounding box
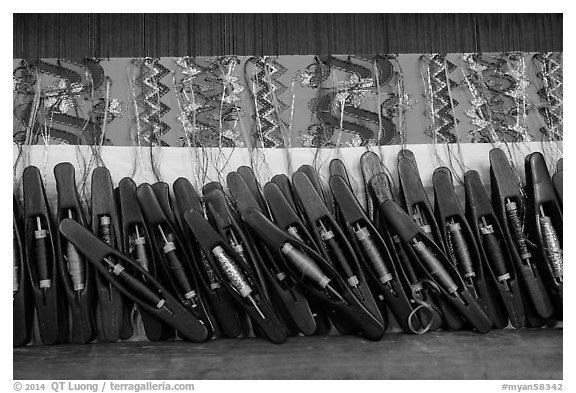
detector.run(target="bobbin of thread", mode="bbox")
[99,215,112,245]
[97,214,119,299]
[412,240,458,294]
[98,217,116,287]
[66,210,86,291]
[66,241,85,291]
[281,243,344,302]
[354,225,393,284]
[128,225,150,272]
[212,246,252,297]
[319,220,359,288]
[212,245,264,318]
[505,200,532,261]
[105,259,166,310]
[539,208,563,281]
[281,243,331,288]
[393,235,428,300]
[13,229,19,294]
[131,236,149,272]
[159,226,197,303]
[479,218,510,282]
[34,217,51,289]
[447,222,475,279]
[199,253,221,290]
[392,235,419,284]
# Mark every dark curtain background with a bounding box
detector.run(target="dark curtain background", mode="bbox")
[14,13,562,59]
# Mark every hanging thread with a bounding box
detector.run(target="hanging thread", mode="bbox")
[264,57,294,175]
[126,61,148,181]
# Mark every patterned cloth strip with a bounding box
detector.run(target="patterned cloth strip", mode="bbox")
[13,53,562,148]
